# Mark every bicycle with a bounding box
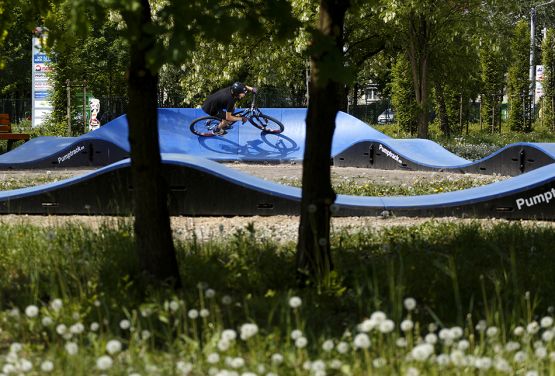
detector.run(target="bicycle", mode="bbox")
[189,93,285,137]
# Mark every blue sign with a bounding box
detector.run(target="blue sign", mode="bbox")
[34,91,50,99]
[33,53,51,63]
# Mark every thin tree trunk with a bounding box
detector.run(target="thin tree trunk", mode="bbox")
[435,82,450,137]
[126,0,181,286]
[296,0,348,288]
[407,13,430,139]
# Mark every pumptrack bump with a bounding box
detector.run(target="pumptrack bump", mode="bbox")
[3,108,555,175]
[1,153,555,219]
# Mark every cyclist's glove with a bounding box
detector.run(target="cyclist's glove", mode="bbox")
[241,116,247,123]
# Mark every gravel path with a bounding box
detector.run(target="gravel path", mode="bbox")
[0,163,547,242]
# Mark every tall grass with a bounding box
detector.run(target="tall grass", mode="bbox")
[0,219,555,374]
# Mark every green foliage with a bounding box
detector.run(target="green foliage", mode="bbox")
[479,42,507,131]
[507,20,531,132]
[390,54,417,134]
[541,28,555,130]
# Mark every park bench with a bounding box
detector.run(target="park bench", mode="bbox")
[0,114,30,152]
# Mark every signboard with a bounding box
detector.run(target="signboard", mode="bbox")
[31,32,54,127]
[535,65,545,104]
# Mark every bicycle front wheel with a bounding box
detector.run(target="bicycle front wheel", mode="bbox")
[249,114,284,134]
[190,116,221,137]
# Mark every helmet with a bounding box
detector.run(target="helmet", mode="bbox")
[231,82,247,95]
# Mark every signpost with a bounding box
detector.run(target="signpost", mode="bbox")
[31,30,54,128]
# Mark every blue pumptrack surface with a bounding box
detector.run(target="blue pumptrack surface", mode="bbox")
[3,108,555,175]
[1,153,555,219]
[2,108,555,218]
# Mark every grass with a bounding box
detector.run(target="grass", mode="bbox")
[1,219,555,374]
[375,121,555,160]
[278,174,505,196]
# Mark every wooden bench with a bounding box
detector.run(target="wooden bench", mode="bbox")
[0,114,30,151]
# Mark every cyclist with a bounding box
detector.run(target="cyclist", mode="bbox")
[201,82,257,135]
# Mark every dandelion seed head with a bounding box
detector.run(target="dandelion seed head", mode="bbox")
[513,326,525,336]
[271,353,283,365]
[322,339,334,351]
[40,360,54,372]
[25,305,39,318]
[119,319,131,330]
[218,338,230,351]
[450,326,463,339]
[457,339,470,351]
[106,339,122,355]
[404,297,417,311]
[41,316,53,326]
[291,329,303,340]
[96,355,113,370]
[70,323,85,334]
[486,326,499,338]
[90,322,100,332]
[542,330,554,342]
[336,341,349,354]
[221,295,232,305]
[200,308,209,318]
[205,288,216,298]
[353,333,370,349]
[56,324,67,335]
[295,336,308,348]
[289,296,302,308]
[425,333,438,345]
[230,357,245,369]
[401,319,413,332]
[222,329,237,341]
[239,323,258,340]
[207,353,220,364]
[20,358,32,372]
[527,321,540,334]
[405,366,420,376]
[141,330,151,340]
[396,337,407,347]
[378,319,395,334]
[50,299,63,312]
[411,343,434,361]
[188,309,199,319]
[541,316,553,328]
[64,341,78,355]
[514,351,527,363]
[176,361,193,374]
[169,300,180,312]
[10,342,22,353]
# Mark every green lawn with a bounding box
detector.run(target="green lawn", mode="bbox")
[1,220,554,374]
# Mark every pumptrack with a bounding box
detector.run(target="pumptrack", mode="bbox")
[3,108,555,175]
[1,153,555,219]
[1,108,555,219]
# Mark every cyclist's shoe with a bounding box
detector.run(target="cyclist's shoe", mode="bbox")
[212,128,227,136]
[241,116,248,124]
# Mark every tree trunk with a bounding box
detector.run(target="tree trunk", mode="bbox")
[435,82,450,137]
[407,13,430,139]
[296,0,348,288]
[126,0,181,286]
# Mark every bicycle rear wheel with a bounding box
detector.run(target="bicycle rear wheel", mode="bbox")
[249,114,284,134]
[190,116,221,137]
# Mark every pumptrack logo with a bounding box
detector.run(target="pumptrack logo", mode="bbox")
[515,188,555,210]
[58,145,85,164]
[378,144,403,164]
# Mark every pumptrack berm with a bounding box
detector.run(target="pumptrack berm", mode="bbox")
[3,107,555,175]
[2,108,555,219]
[2,153,555,219]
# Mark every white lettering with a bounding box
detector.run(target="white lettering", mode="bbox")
[515,188,555,210]
[58,145,85,164]
[378,144,403,164]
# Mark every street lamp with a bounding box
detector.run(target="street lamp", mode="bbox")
[530,0,555,103]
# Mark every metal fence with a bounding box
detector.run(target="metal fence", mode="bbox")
[0,98,32,123]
